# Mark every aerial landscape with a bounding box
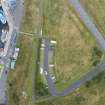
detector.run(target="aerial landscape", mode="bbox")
[0,0,105,105]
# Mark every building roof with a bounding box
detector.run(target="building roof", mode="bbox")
[11,60,15,69]
[0,10,6,24]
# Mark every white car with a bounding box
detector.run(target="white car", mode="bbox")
[44,71,48,75]
[52,76,56,83]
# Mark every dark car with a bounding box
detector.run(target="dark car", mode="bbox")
[5,71,7,74]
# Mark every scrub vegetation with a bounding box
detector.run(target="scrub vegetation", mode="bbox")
[79,0,105,38]
[7,0,41,104]
[36,71,105,105]
[7,0,105,105]
[8,36,39,105]
[35,0,105,105]
[42,0,104,90]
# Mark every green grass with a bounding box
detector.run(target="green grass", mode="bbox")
[7,0,41,104]
[21,0,42,33]
[35,40,56,97]
[42,0,104,91]
[7,0,105,104]
[35,0,105,104]
[35,41,49,97]
[8,36,39,105]
[36,71,105,105]
[79,0,105,38]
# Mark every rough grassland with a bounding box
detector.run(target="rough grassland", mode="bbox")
[7,0,40,104]
[42,0,104,90]
[8,36,39,105]
[21,0,41,33]
[35,0,105,105]
[36,71,105,105]
[79,0,105,38]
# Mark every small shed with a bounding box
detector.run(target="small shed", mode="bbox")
[10,60,15,70]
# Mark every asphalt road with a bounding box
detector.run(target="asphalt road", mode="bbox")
[69,0,105,52]
[0,0,105,102]
[0,0,15,103]
[0,59,11,103]
[43,39,105,96]
[0,0,24,104]
[42,0,105,97]
[15,0,24,31]
[43,39,57,96]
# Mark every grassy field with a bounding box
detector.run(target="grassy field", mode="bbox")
[42,0,104,90]
[7,0,105,104]
[79,0,105,38]
[35,0,105,105]
[7,0,41,104]
[8,36,39,105]
[21,0,41,33]
[36,71,105,105]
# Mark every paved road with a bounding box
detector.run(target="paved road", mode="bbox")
[43,39,57,96]
[0,59,11,103]
[0,0,15,103]
[0,0,24,104]
[42,0,105,97]
[69,0,105,52]
[43,39,105,96]
[0,0,105,101]
[15,0,24,31]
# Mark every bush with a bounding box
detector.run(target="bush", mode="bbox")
[91,47,102,66]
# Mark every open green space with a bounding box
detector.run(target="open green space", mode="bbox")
[36,70,105,105]
[42,0,104,90]
[7,36,39,105]
[79,0,105,38]
[7,0,41,104]
[35,0,105,104]
[35,39,49,97]
[35,40,56,97]
[7,0,105,104]
[21,0,42,33]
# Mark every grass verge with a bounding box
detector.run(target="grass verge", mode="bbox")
[7,0,41,104]
[42,0,104,90]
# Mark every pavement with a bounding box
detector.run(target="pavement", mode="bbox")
[0,0,24,104]
[15,0,24,31]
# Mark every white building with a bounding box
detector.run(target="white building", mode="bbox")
[12,48,19,60]
[0,10,6,24]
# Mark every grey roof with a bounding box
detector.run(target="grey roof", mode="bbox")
[0,10,6,24]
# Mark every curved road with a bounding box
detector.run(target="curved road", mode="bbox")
[43,0,105,96]
[0,0,24,104]
[43,39,105,96]
[69,0,105,52]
